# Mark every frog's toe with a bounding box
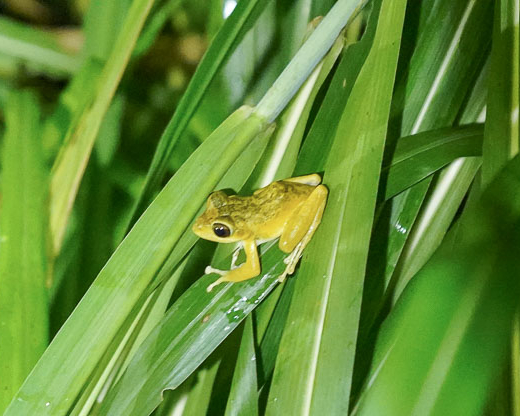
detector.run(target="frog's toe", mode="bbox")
[205,265,227,276]
[283,251,296,265]
[277,270,289,283]
[283,245,300,267]
[287,262,298,275]
[207,277,227,292]
[280,245,304,281]
[278,262,297,283]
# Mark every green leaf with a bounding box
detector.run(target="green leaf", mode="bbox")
[481,0,519,185]
[50,0,154,256]
[480,1,519,411]
[513,317,520,415]
[265,0,406,414]
[0,16,80,77]
[130,0,274,222]
[374,0,493,304]
[254,0,368,121]
[221,0,319,109]
[256,279,294,383]
[180,356,222,416]
[134,0,185,57]
[88,120,275,416]
[4,107,269,416]
[393,0,492,135]
[391,157,481,301]
[84,0,132,60]
[294,4,376,176]
[382,124,483,199]
[99,244,282,415]
[247,23,345,189]
[387,71,488,303]
[224,317,259,416]
[67,264,183,416]
[0,91,49,412]
[41,59,104,162]
[352,154,520,416]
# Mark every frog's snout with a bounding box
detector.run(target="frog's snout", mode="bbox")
[192,219,205,237]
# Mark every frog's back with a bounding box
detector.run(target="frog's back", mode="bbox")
[240,180,316,239]
[253,180,315,205]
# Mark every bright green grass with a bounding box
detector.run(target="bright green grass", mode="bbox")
[0,0,518,415]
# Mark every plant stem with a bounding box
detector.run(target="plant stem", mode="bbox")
[254,0,368,122]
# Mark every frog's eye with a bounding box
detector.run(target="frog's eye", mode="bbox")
[213,223,231,238]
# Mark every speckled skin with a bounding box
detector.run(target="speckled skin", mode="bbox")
[192,174,328,291]
[193,180,316,246]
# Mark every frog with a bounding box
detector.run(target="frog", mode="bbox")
[192,173,328,292]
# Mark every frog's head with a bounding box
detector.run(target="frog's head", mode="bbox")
[192,191,244,243]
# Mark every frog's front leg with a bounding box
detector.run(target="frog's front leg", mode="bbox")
[204,244,242,276]
[206,239,260,292]
[278,184,328,282]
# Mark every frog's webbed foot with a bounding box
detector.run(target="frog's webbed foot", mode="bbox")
[279,241,304,282]
[206,275,228,292]
[204,265,227,276]
[205,266,257,293]
[203,266,230,292]
[204,245,241,276]
[205,239,260,293]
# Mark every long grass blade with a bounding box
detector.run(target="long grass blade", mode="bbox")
[353,155,520,416]
[0,16,80,76]
[98,245,283,415]
[374,0,493,303]
[0,91,49,412]
[4,107,269,416]
[482,0,519,185]
[383,124,483,199]
[481,0,520,412]
[130,0,272,222]
[50,0,154,255]
[388,65,488,302]
[265,0,406,414]
[224,317,259,416]
[254,0,368,121]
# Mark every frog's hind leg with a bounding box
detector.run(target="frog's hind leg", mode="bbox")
[278,184,328,282]
[283,173,322,186]
[206,239,260,292]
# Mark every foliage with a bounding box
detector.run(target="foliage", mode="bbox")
[0,0,517,415]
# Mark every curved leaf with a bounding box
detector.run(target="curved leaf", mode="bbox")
[353,155,520,416]
[383,124,483,199]
[4,107,269,416]
[130,0,273,222]
[100,244,283,415]
[0,91,48,412]
[266,0,406,413]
